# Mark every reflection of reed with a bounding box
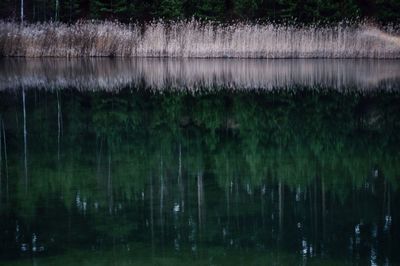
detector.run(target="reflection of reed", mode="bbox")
[1,58,400,91]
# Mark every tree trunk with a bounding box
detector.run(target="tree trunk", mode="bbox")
[20,0,24,23]
[55,0,59,21]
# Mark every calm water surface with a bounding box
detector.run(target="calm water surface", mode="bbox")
[0,59,399,266]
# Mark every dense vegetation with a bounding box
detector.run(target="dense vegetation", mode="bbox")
[0,0,399,24]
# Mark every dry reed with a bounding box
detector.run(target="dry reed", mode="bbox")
[0,20,399,58]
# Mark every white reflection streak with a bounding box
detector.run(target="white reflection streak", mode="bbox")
[1,59,400,92]
[371,246,377,266]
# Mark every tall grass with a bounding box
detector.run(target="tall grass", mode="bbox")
[0,20,399,58]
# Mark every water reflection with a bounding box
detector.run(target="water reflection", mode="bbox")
[1,58,400,91]
[0,88,399,265]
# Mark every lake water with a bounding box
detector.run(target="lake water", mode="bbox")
[0,58,399,266]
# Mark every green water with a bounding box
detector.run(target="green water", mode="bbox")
[0,87,399,265]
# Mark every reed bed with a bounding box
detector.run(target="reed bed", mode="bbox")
[0,20,399,58]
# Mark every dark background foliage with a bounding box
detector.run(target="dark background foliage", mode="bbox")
[0,0,399,24]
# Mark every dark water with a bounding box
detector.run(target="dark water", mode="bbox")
[0,59,399,266]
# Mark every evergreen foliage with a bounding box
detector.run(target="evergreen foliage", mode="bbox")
[0,0,398,23]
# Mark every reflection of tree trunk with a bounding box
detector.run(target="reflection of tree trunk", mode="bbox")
[383,178,387,217]
[22,89,28,194]
[96,137,103,187]
[150,173,154,257]
[108,148,113,215]
[176,143,184,252]
[235,176,239,232]
[226,177,230,230]
[278,181,284,241]
[197,170,204,234]
[56,90,62,161]
[308,186,313,254]
[68,210,72,244]
[178,144,184,213]
[261,184,265,228]
[2,121,8,202]
[387,182,390,217]
[15,110,19,133]
[387,182,391,250]
[160,157,164,244]
[314,177,318,254]
[322,176,326,243]
[178,144,182,186]
[0,120,2,203]
[226,159,231,231]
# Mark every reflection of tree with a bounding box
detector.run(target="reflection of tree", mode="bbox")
[0,89,399,205]
[22,88,28,194]
[0,88,399,262]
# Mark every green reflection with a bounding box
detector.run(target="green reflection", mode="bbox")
[0,88,399,265]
